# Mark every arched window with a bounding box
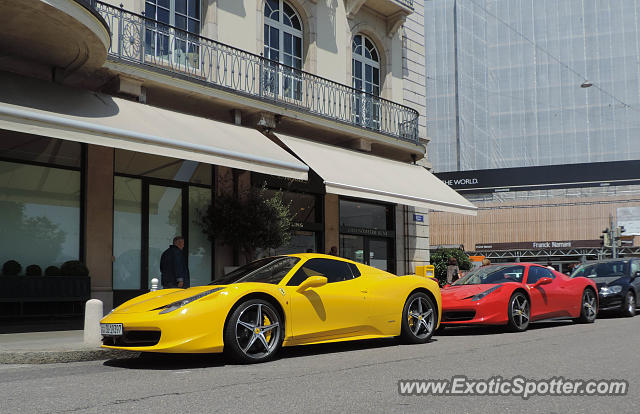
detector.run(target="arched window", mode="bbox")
[263,0,303,99]
[352,34,380,129]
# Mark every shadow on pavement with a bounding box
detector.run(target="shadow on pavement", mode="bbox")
[595,310,627,319]
[436,319,576,336]
[104,352,228,370]
[103,336,438,369]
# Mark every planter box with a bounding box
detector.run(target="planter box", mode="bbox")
[0,276,90,318]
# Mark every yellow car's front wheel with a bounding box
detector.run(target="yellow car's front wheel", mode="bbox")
[400,292,436,344]
[224,299,283,363]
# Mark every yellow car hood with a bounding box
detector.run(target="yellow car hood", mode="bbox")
[113,285,226,314]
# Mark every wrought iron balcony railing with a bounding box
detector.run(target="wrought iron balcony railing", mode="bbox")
[96,2,419,144]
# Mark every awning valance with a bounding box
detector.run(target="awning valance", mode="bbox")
[0,73,308,180]
[276,133,477,215]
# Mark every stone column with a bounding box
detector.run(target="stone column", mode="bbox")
[397,205,430,275]
[84,144,114,313]
[324,193,339,255]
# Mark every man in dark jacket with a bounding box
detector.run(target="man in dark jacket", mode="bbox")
[160,236,190,289]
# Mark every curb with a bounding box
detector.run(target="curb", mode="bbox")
[0,349,140,364]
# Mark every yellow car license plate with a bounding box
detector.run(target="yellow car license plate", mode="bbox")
[100,323,123,336]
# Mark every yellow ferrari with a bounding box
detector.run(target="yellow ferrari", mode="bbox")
[100,253,441,363]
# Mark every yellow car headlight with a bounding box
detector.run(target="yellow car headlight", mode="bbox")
[155,288,224,314]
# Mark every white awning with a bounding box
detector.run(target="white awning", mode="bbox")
[276,133,477,215]
[0,73,308,180]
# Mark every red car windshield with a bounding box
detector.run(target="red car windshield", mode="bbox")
[453,265,525,285]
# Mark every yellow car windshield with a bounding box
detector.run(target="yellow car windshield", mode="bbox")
[211,256,300,285]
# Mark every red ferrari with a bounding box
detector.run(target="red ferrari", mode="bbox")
[440,263,598,331]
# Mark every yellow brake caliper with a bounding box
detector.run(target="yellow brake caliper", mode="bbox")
[264,315,272,343]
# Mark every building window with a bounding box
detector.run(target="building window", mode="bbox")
[144,0,201,65]
[352,34,381,129]
[263,0,303,100]
[0,134,82,273]
[262,189,323,256]
[113,150,213,293]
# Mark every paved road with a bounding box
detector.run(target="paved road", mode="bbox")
[1,315,637,414]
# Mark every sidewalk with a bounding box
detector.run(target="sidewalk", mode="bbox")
[0,330,137,364]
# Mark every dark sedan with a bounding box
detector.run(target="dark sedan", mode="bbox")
[571,259,640,317]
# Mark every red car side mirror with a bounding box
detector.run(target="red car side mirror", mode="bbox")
[533,277,553,288]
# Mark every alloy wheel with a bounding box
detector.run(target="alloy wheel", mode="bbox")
[407,296,434,339]
[582,289,597,321]
[235,303,281,359]
[510,294,530,330]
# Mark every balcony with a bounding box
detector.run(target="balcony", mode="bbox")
[96,2,420,150]
[346,0,414,17]
[0,0,110,80]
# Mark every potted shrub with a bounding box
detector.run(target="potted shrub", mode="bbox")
[2,260,22,276]
[45,266,61,276]
[25,264,42,276]
[0,261,90,318]
[60,260,90,277]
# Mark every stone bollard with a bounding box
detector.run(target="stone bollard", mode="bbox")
[150,277,159,291]
[84,299,103,346]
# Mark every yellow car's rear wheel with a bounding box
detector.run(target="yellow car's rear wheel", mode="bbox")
[224,299,282,363]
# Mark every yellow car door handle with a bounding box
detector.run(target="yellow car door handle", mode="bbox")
[361,289,368,293]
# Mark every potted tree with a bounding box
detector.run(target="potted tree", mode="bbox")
[430,248,472,287]
[198,186,299,267]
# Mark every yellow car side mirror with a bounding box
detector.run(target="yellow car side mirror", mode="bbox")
[296,276,328,293]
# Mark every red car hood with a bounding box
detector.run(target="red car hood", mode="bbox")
[441,284,504,302]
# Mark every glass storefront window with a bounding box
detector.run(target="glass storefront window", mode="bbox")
[189,186,212,286]
[148,185,183,287]
[113,177,142,289]
[369,239,389,272]
[0,161,80,271]
[340,234,365,263]
[340,199,391,230]
[274,231,317,255]
[263,189,320,224]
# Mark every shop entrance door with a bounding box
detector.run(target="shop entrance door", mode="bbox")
[145,182,188,289]
[340,234,393,273]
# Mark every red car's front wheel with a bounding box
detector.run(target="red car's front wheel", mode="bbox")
[507,292,530,332]
[399,292,436,344]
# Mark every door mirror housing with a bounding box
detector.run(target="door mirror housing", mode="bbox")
[533,277,553,288]
[296,276,328,292]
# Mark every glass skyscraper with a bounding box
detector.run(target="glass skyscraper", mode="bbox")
[425,0,640,173]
